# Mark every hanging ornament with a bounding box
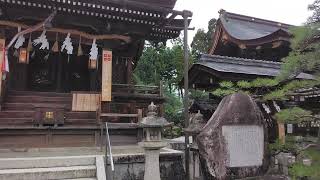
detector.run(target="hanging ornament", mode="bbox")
[61,33,73,55]
[77,36,83,56]
[52,33,59,53]
[31,51,36,58]
[33,30,49,50]
[14,27,25,49]
[89,39,98,60]
[13,49,19,57]
[44,53,50,61]
[88,39,98,69]
[27,34,33,52]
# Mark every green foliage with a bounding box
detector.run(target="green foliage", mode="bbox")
[191,18,217,56]
[275,107,313,124]
[263,80,320,100]
[289,148,320,180]
[263,89,287,101]
[251,78,279,88]
[308,0,320,23]
[279,24,320,81]
[134,40,185,89]
[237,81,252,89]
[190,89,209,101]
[269,136,297,154]
[212,78,279,98]
[163,85,183,125]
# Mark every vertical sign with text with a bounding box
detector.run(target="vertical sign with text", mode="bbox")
[102,50,112,101]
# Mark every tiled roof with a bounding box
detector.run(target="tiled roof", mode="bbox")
[219,10,292,40]
[196,54,314,80]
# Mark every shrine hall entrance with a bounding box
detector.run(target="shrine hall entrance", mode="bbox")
[9,49,96,93]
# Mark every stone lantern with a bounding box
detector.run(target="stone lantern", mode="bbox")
[139,102,172,180]
[184,110,206,179]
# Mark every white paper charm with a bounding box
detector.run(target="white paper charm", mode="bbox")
[89,39,98,60]
[61,33,73,55]
[33,31,50,50]
[14,35,25,49]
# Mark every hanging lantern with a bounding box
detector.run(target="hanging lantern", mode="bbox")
[88,59,97,69]
[19,48,29,64]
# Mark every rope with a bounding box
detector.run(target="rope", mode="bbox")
[0,20,131,43]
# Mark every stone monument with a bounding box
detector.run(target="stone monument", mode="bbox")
[139,102,172,180]
[197,93,268,179]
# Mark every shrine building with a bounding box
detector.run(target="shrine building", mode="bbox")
[0,0,190,148]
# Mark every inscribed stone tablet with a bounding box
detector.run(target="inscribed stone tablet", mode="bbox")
[222,125,264,167]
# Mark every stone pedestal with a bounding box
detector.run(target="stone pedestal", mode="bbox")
[144,149,161,180]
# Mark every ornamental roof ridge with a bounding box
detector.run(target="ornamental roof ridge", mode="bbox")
[219,9,293,29]
[200,54,282,66]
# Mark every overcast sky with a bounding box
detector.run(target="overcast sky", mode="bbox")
[174,0,315,44]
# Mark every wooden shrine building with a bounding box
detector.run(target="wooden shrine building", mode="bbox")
[186,10,319,140]
[0,0,190,148]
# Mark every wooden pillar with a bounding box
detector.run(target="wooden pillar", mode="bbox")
[0,39,5,110]
[56,53,63,92]
[90,70,97,91]
[159,81,164,117]
[126,57,132,84]
[278,122,286,144]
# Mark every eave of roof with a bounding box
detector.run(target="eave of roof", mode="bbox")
[0,0,184,42]
[194,54,314,80]
[209,10,293,54]
[220,10,292,41]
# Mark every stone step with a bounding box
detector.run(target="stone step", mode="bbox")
[0,165,96,180]
[0,156,96,170]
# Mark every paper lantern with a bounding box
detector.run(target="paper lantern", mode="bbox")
[88,59,97,69]
[19,48,29,64]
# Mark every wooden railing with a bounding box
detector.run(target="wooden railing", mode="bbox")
[112,83,163,99]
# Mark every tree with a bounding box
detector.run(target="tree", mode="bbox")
[308,0,320,23]
[191,18,217,57]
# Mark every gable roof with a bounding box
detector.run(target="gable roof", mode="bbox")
[209,10,293,54]
[220,10,291,41]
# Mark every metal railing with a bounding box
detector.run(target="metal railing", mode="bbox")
[105,122,114,180]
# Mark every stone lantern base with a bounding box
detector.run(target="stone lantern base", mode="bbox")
[139,141,168,180]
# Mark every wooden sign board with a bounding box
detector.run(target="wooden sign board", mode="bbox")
[72,92,101,111]
[0,39,5,98]
[102,50,112,101]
